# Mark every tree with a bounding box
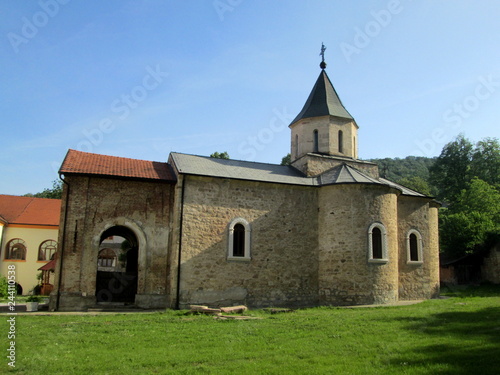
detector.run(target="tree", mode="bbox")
[470,138,500,187]
[210,151,230,159]
[281,153,291,166]
[24,179,63,199]
[369,156,436,183]
[439,178,500,257]
[397,176,433,196]
[429,134,474,203]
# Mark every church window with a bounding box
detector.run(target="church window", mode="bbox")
[407,230,423,264]
[368,223,388,263]
[38,240,57,261]
[313,130,319,153]
[228,218,251,260]
[295,134,299,158]
[338,130,344,153]
[5,238,27,260]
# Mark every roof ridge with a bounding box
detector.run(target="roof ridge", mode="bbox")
[171,151,292,169]
[65,149,169,165]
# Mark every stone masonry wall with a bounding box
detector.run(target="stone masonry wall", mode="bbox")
[318,184,399,305]
[178,175,319,308]
[397,197,440,300]
[291,154,379,179]
[50,175,174,311]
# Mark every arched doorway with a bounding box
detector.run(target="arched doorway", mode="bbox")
[95,226,138,304]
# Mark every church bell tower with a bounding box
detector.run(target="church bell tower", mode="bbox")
[289,44,359,176]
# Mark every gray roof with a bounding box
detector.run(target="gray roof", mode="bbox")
[290,69,354,125]
[379,178,428,198]
[170,152,315,186]
[170,152,430,198]
[318,164,381,185]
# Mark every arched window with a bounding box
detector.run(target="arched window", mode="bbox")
[38,240,57,261]
[407,230,423,264]
[228,218,251,260]
[5,239,27,260]
[368,223,388,263]
[313,130,319,153]
[338,130,344,153]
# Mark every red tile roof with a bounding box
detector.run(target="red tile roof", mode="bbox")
[59,149,176,182]
[0,195,61,226]
[38,258,57,271]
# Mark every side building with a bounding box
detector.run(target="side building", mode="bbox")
[0,195,61,295]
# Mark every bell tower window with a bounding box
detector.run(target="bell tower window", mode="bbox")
[313,130,319,153]
[338,130,344,154]
[295,134,299,159]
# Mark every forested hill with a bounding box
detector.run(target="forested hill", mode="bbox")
[367,156,436,182]
[367,156,437,196]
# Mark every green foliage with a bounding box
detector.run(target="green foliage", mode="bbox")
[453,177,500,219]
[0,276,8,299]
[210,151,230,159]
[440,211,496,257]
[24,179,63,199]
[369,156,436,181]
[430,135,500,258]
[439,178,500,256]
[397,176,434,196]
[470,137,500,186]
[26,295,42,302]
[280,153,291,166]
[430,135,500,203]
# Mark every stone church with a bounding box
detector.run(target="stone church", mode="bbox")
[50,57,440,311]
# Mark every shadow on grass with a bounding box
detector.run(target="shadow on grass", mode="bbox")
[440,283,500,298]
[393,306,500,375]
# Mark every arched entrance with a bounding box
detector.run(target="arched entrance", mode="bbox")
[95,226,138,304]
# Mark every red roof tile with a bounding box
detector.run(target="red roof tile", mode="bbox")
[0,195,61,226]
[38,258,57,271]
[59,149,176,182]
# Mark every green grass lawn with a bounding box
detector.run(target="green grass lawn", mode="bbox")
[2,285,499,375]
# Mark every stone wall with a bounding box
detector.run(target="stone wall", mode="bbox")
[177,175,319,308]
[291,153,379,178]
[318,184,399,305]
[50,175,175,311]
[290,116,358,161]
[397,196,440,300]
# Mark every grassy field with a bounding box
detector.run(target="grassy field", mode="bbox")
[1,285,499,374]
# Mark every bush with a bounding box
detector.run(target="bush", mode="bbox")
[26,295,42,302]
[0,276,8,298]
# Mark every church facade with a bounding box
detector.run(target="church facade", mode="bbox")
[50,62,440,311]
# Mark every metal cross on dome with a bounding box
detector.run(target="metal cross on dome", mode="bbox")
[319,43,327,69]
[320,43,326,62]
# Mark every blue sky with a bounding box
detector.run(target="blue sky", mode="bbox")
[1,0,499,195]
